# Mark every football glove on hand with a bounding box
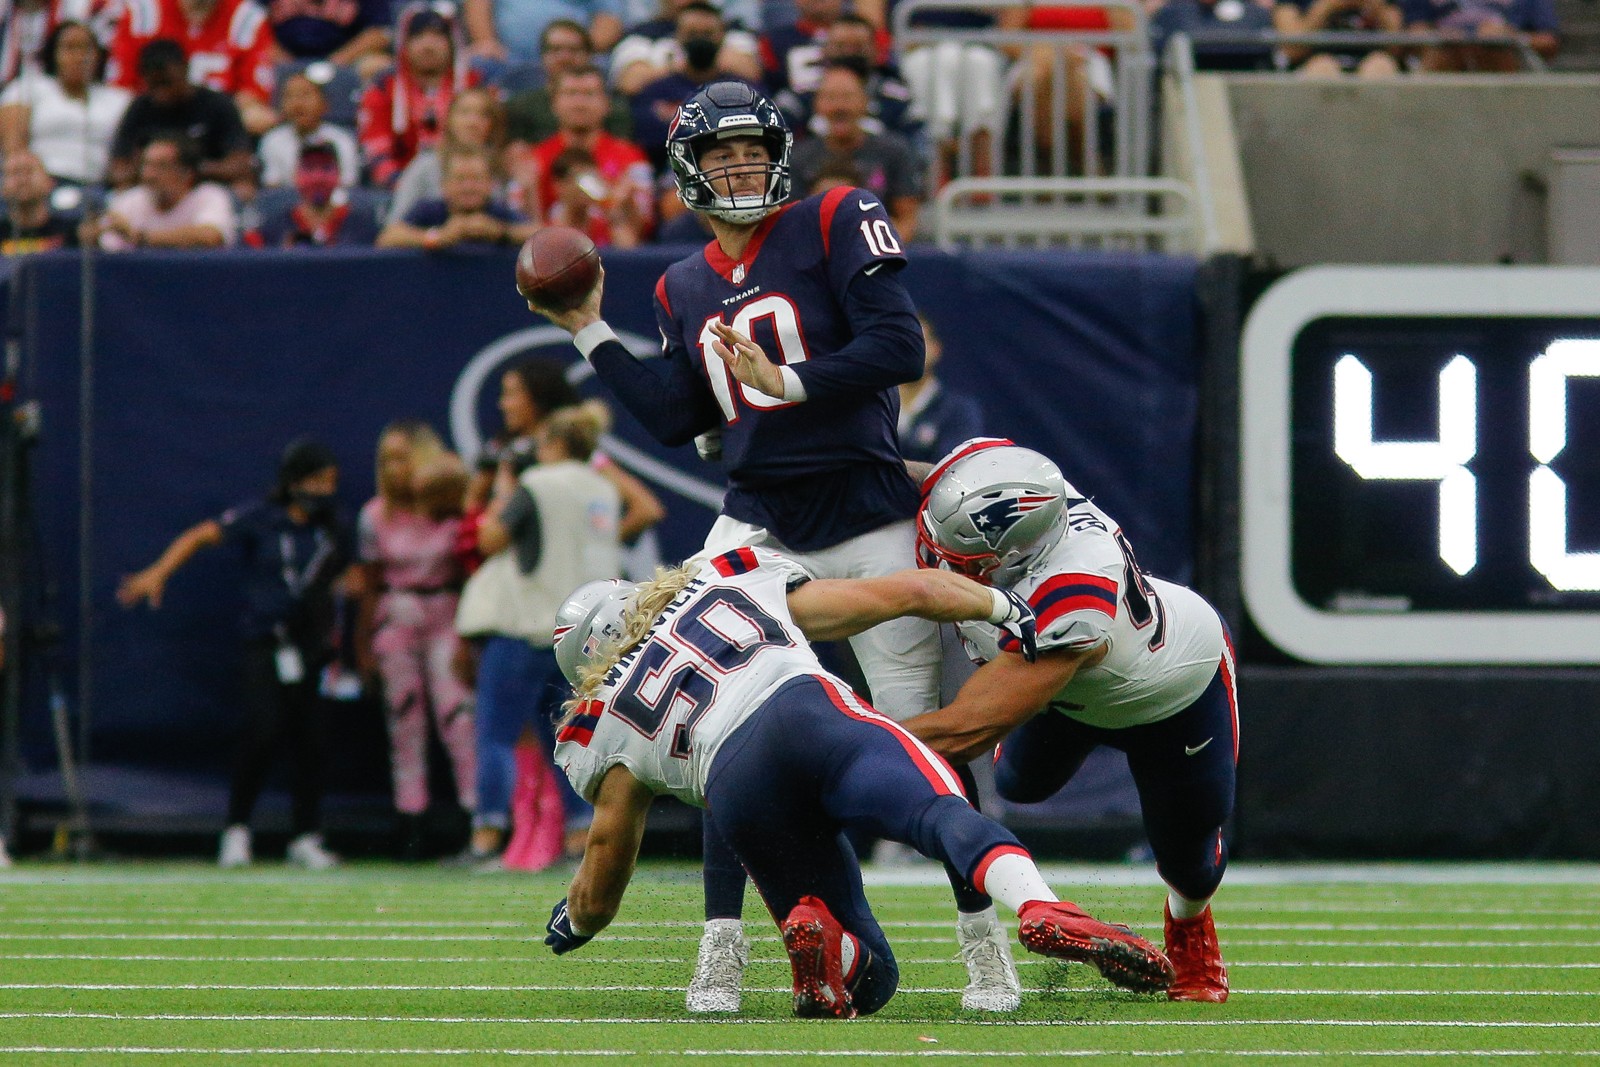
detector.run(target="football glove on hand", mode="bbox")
[694,429,723,462]
[545,898,593,955]
[987,588,1039,663]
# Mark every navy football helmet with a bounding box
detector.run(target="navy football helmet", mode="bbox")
[666,80,793,224]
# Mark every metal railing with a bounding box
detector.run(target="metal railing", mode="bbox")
[1162,33,1223,254]
[1168,28,1548,72]
[932,176,1198,252]
[892,0,1158,185]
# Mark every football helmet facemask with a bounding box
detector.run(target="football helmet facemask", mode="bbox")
[917,439,1069,586]
[667,80,793,224]
[553,578,638,686]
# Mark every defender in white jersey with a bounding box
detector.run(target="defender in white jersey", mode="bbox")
[906,439,1238,1004]
[539,548,1177,1018]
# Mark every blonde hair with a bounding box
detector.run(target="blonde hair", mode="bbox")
[376,420,445,505]
[413,450,469,519]
[560,561,700,721]
[540,399,612,463]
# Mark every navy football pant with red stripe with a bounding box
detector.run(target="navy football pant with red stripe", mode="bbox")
[705,675,1024,1015]
[992,663,1238,902]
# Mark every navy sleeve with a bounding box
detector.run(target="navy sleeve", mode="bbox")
[822,186,908,304]
[403,200,449,228]
[584,276,723,446]
[216,499,267,549]
[788,264,924,402]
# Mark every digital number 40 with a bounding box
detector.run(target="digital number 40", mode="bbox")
[1333,339,1600,591]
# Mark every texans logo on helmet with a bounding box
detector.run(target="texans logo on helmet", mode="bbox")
[971,491,1057,545]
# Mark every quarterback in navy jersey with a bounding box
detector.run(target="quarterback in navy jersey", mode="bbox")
[526,80,1025,1015]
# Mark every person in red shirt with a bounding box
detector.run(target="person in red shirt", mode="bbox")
[359,3,479,188]
[513,64,652,234]
[108,0,279,134]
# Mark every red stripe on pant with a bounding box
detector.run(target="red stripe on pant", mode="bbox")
[970,843,1032,896]
[814,676,964,798]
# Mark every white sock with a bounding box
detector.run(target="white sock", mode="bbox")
[840,932,858,980]
[1167,890,1210,920]
[976,851,1058,914]
[705,918,743,935]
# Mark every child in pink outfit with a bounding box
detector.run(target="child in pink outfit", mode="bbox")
[357,424,477,858]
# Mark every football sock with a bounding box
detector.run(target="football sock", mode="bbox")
[1167,890,1211,920]
[841,932,859,981]
[701,817,747,921]
[975,851,1058,914]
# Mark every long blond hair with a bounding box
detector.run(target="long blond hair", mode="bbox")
[540,399,612,463]
[560,561,700,722]
[376,420,445,505]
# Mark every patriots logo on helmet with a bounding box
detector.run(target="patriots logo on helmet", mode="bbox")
[970,491,1059,546]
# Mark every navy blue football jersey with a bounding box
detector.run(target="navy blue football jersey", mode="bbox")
[649,186,924,550]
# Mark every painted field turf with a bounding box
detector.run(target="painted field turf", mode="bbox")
[0,862,1594,1064]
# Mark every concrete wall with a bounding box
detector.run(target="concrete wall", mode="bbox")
[1226,75,1600,265]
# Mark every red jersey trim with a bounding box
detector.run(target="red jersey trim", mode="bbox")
[818,185,855,256]
[702,203,794,283]
[709,548,760,577]
[654,274,672,318]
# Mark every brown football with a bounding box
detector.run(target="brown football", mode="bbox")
[516,226,601,310]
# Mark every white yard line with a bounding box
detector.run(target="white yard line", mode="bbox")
[2,1012,1599,1029]
[0,1049,1596,1059]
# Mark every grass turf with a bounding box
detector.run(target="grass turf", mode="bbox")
[0,860,1595,1064]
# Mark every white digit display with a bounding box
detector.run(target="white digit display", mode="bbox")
[1528,339,1600,591]
[1333,354,1478,576]
[1240,265,1600,665]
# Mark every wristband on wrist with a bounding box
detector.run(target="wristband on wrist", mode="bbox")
[986,587,1013,624]
[573,320,618,360]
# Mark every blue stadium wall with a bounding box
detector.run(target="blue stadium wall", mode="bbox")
[3,246,1199,847]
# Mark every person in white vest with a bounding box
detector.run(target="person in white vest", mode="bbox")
[454,399,622,867]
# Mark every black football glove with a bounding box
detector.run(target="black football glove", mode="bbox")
[989,588,1039,663]
[544,898,593,955]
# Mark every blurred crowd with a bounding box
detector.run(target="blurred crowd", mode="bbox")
[0,0,1561,255]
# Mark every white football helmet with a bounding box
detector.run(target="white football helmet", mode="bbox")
[553,578,638,685]
[917,439,1068,586]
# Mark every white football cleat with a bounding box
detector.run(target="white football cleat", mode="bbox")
[958,907,1023,1012]
[286,832,340,871]
[686,918,749,1013]
[217,824,252,869]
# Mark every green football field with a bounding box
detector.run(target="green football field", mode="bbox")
[0,860,1595,1064]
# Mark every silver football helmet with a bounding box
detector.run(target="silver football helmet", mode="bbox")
[553,578,638,686]
[917,439,1069,586]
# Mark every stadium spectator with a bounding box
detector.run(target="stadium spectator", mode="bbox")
[106,0,280,135]
[856,0,990,183]
[897,315,983,465]
[453,399,624,868]
[377,146,534,248]
[0,149,80,253]
[628,2,752,171]
[87,132,238,248]
[248,140,382,245]
[387,85,506,225]
[1150,0,1277,71]
[514,65,653,232]
[789,63,922,239]
[359,4,481,188]
[0,20,132,188]
[760,0,884,101]
[355,422,477,861]
[544,145,646,246]
[1274,0,1403,75]
[117,437,353,871]
[779,13,915,139]
[653,198,713,241]
[264,0,394,65]
[502,19,632,144]
[617,0,757,35]
[461,0,622,64]
[106,38,254,188]
[258,72,360,188]
[1405,0,1558,70]
[994,1,1134,172]
[610,0,760,97]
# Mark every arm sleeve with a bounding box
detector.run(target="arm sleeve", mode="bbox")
[787,263,924,402]
[502,486,544,573]
[581,279,722,446]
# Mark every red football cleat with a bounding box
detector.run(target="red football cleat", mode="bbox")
[781,896,857,1019]
[1164,903,1230,1003]
[1017,900,1175,994]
